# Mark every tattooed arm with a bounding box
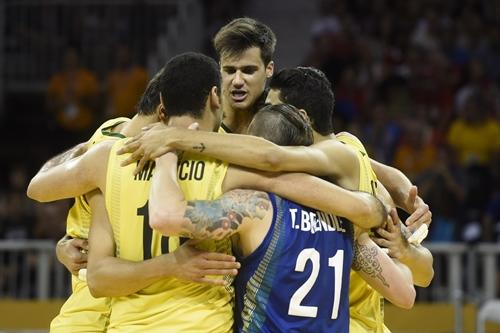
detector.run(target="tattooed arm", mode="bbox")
[371,215,434,287]
[352,213,415,309]
[87,190,239,297]
[149,153,272,240]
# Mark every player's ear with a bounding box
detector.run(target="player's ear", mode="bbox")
[158,93,167,122]
[266,61,274,78]
[209,86,220,109]
[297,108,311,124]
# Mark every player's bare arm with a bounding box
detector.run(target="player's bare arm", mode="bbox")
[181,190,270,239]
[149,153,271,240]
[352,213,416,310]
[118,124,358,183]
[222,165,387,229]
[371,216,434,287]
[120,125,432,233]
[86,190,239,298]
[370,176,434,288]
[27,140,112,202]
[370,164,434,288]
[370,158,432,231]
[149,136,386,233]
[39,141,89,172]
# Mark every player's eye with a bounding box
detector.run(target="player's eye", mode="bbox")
[242,66,258,74]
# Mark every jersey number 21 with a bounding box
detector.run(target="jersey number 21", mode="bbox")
[288,248,344,319]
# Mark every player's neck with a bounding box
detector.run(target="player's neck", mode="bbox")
[313,131,333,144]
[168,115,212,131]
[121,114,157,137]
[222,107,254,134]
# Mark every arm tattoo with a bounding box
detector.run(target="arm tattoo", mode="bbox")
[352,241,390,288]
[182,190,271,239]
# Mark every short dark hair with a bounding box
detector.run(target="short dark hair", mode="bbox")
[214,17,276,65]
[269,67,335,135]
[248,104,314,146]
[136,69,163,115]
[158,52,221,118]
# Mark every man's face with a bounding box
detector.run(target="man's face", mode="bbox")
[264,88,284,106]
[220,47,273,112]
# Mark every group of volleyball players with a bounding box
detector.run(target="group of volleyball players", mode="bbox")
[28,17,433,333]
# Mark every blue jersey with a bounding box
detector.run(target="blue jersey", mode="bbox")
[234,194,354,333]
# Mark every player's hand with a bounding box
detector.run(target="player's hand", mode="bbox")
[117,122,175,174]
[372,209,410,260]
[56,236,88,276]
[404,186,432,233]
[170,240,240,286]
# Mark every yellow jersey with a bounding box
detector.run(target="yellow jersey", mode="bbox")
[65,117,129,239]
[50,117,128,333]
[336,132,389,333]
[104,139,233,333]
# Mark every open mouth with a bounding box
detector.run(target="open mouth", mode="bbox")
[231,90,248,102]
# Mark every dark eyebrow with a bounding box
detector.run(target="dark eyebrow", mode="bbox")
[222,65,259,71]
[242,65,259,70]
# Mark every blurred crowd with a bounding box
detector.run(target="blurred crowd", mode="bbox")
[0,42,148,241]
[303,0,500,244]
[46,45,148,135]
[0,0,499,246]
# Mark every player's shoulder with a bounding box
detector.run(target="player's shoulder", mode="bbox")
[88,117,130,143]
[336,131,361,144]
[336,131,369,155]
[313,136,358,161]
[107,136,130,153]
[88,138,117,160]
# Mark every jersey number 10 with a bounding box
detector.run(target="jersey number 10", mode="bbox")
[137,200,188,259]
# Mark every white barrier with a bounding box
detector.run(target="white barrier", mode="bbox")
[0,240,69,299]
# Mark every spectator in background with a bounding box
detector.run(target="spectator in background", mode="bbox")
[334,66,366,129]
[47,47,99,133]
[447,93,499,180]
[32,201,68,241]
[358,101,402,164]
[202,0,245,58]
[418,146,466,242]
[1,165,36,240]
[482,157,500,243]
[479,159,500,296]
[105,45,148,118]
[447,93,500,241]
[393,119,437,181]
[303,0,354,86]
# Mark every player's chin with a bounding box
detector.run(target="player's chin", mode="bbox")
[230,100,250,111]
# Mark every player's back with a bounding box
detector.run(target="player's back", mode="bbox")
[50,117,128,333]
[104,139,233,333]
[234,194,353,333]
[65,117,129,240]
[336,132,389,333]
